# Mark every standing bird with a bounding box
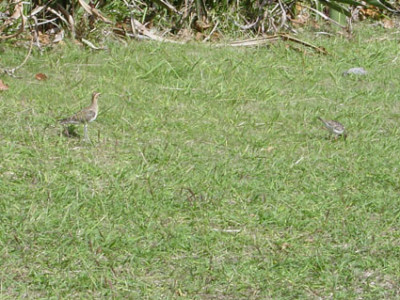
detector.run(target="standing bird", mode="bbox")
[60,92,101,141]
[317,116,347,140]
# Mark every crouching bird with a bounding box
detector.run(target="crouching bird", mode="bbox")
[60,92,101,141]
[317,116,347,140]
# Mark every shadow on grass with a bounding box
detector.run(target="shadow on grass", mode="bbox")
[62,125,80,138]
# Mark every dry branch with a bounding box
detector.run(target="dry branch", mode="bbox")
[279,33,328,54]
[0,1,23,32]
[78,0,112,24]
[2,35,34,76]
[224,36,280,47]
[0,1,25,40]
[29,5,46,17]
[220,33,328,54]
[203,20,219,42]
[232,17,260,30]
[47,7,71,30]
[128,18,185,44]
[301,4,347,29]
[81,38,106,50]
[57,4,76,38]
[153,0,182,15]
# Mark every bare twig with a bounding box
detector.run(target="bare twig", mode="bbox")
[29,5,46,17]
[122,0,137,36]
[128,18,185,44]
[78,0,112,24]
[0,1,23,33]
[2,35,34,76]
[301,4,347,29]
[221,36,280,47]
[57,4,76,38]
[219,33,327,54]
[47,7,70,29]
[276,0,287,31]
[279,33,328,54]
[81,38,107,50]
[202,20,219,42]
[232,16,260,30]
[153,0,182,15]
[183,0,193,19]
[31,15,41,50]
[0,1,25,40]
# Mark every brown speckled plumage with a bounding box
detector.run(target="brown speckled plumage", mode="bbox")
[317,116,347,140]
[60,92,100,141]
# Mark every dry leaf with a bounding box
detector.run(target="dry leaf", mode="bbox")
[361,7,380,19]
[35,73,48,81]
[194,20,211,32]
[281,242,290,250]
[0,79,9,91]
[195,32,205,41]
[382,19,394,29]
[52,30,65,43]
[38,32,51,45]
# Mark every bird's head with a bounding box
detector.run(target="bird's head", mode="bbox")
[92,92,101,103]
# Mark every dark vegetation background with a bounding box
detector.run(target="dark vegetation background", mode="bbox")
[1,0,399,46]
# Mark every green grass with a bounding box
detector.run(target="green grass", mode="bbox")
[1,25,400,298]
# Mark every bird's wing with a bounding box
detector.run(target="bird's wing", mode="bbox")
[83,109,96,122]
[60,114,82,124]
[329,121,344,130]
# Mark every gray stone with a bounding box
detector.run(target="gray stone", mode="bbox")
[343,67,368,76]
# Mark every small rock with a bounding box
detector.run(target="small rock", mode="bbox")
[343,67,368,76]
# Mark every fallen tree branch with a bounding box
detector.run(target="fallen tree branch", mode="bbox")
[218,33,328,54]
[279,33,328,54]
[221,36,280,47]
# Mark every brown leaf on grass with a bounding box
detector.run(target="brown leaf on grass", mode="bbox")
[35,73,47,80]
[280,242,290,250]
[195,32,205,41]
[360,7,381,19]
[382,19,394,29]
[0,79,9,91]
[194,20,211,32]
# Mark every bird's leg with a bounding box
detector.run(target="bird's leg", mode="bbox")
[83,124,89,142]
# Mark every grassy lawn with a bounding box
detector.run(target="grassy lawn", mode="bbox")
[1,25,400,298]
